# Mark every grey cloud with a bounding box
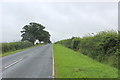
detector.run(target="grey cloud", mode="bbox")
[1,2,118,42]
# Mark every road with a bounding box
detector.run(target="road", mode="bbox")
[2,44,53,78]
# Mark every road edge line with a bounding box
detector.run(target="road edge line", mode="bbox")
[52,44,55,78]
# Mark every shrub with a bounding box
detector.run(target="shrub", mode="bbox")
[56,30,119,68]
[2,41,33,53]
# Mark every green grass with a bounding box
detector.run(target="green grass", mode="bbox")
[53,44,118,78]
[1,43,46,57]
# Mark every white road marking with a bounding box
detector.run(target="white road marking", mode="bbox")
[52,44,55,78]
[3,58,23,69]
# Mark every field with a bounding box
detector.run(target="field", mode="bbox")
[53,44,118,78]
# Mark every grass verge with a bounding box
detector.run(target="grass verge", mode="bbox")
[53,44,118,78]
[1,43,46,57]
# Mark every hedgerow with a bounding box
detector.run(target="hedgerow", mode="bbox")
[55,30,119,68]
[2,41,33,53]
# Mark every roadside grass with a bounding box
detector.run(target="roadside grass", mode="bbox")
[53,44,118,78]
[0,43,47,57]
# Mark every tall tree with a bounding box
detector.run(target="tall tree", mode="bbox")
[21,22,51,44]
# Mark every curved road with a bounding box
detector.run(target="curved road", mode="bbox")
[2,44,53,78]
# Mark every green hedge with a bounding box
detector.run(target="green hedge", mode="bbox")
[55,30,119,68]
[2,41,33,53]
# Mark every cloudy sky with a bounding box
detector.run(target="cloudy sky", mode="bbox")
[1,2,118,43]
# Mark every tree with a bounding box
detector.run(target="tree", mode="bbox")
[21,22,51,44]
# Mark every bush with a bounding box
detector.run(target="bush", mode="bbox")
[2,41,33,53]
[55,30,119,68]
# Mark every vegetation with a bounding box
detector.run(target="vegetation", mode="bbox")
[1,46,32,57]
[21,22,51,44]
[2,41,33,54]
[1,43,46,57]
[53,44,118,78]
[55,30,119,68]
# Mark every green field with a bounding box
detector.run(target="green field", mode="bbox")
[53,44,118,78]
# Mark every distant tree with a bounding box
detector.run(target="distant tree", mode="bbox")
[21,22,51,44]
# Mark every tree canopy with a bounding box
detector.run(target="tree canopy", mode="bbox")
[21,22,51,44]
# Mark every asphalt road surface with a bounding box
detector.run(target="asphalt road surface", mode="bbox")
[2,44,53,78]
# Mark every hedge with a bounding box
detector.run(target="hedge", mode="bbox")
[2,41,33,53]
[55,30,119,68]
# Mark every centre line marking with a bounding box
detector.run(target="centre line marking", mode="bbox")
[3,58,23,70]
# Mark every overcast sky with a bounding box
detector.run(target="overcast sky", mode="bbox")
[1,2,118,43]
